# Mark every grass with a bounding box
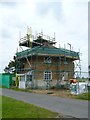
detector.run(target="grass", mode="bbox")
[10,87,32,92]
[2,96,58,118]
[50,89,90,101]
[75,92,90,101]
[77,78,88,82]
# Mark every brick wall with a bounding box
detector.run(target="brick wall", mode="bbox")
[24,55,74,81]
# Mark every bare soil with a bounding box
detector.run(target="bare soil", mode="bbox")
[31,88,78,99]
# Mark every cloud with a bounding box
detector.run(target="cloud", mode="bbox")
[60,0,88,73]
[0,2,17,7]
[0,0,88,74]
[36,2,63,21]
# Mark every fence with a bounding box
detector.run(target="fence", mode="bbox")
[0,73,15,88]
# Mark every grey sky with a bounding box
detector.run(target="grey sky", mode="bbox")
[1,2,17,7]
[36,2,63,21]
[0,0,88,74]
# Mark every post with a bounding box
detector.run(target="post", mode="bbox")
[67,43,71,51]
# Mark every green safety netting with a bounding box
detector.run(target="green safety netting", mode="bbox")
[16,46,79,59]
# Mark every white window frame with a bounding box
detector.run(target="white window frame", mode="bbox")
[44,71,52,81]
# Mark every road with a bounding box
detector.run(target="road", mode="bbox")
[2,88,89,118]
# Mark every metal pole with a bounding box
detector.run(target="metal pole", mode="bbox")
[67,43,71,51]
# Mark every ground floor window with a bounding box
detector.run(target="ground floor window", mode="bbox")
[27,75,32,81]
[44,71,52,81]
[62,72,68,81]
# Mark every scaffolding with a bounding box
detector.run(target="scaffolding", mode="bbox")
[16,27,82,89]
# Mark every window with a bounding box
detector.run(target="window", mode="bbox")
[64,61,68,64]
[44,56,52,63]
[20,75,25,81]
[27,75,32,81]
[44,71,52,81]
[64,57,68,64]
[62,72,68,81]
[26,71,33,81]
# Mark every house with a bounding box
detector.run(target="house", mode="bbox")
[88,65,90,81]
[16,28,79,89]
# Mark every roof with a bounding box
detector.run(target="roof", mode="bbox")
[16,46,79,60]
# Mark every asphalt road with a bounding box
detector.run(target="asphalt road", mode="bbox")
[2,88,89,118]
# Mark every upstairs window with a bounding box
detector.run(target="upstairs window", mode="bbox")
[44,56,52,63]
[44,71,52,81]
[64,57,68,64]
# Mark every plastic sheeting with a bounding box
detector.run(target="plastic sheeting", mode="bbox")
[70,82,88,95]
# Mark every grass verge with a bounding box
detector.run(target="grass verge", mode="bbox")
[2,96,58,118]
[11,87,32,92]
[75,92,90,101]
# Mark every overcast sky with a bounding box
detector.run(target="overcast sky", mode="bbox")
[0,0,88,75]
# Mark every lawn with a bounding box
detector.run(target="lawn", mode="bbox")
[76,92,90,101]
[2,96,58,118]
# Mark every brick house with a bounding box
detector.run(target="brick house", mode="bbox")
[16,30,79,88]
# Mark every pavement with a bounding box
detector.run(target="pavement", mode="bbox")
[1,88,89,119]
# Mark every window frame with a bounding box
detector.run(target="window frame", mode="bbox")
[44,56,52,63]
[44,71,52,81]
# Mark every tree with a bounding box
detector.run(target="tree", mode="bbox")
[4,66,9,73]
[4,56,16,74]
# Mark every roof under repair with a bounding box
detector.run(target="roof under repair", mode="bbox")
[16,27,79,60]
[16,46,79,60]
